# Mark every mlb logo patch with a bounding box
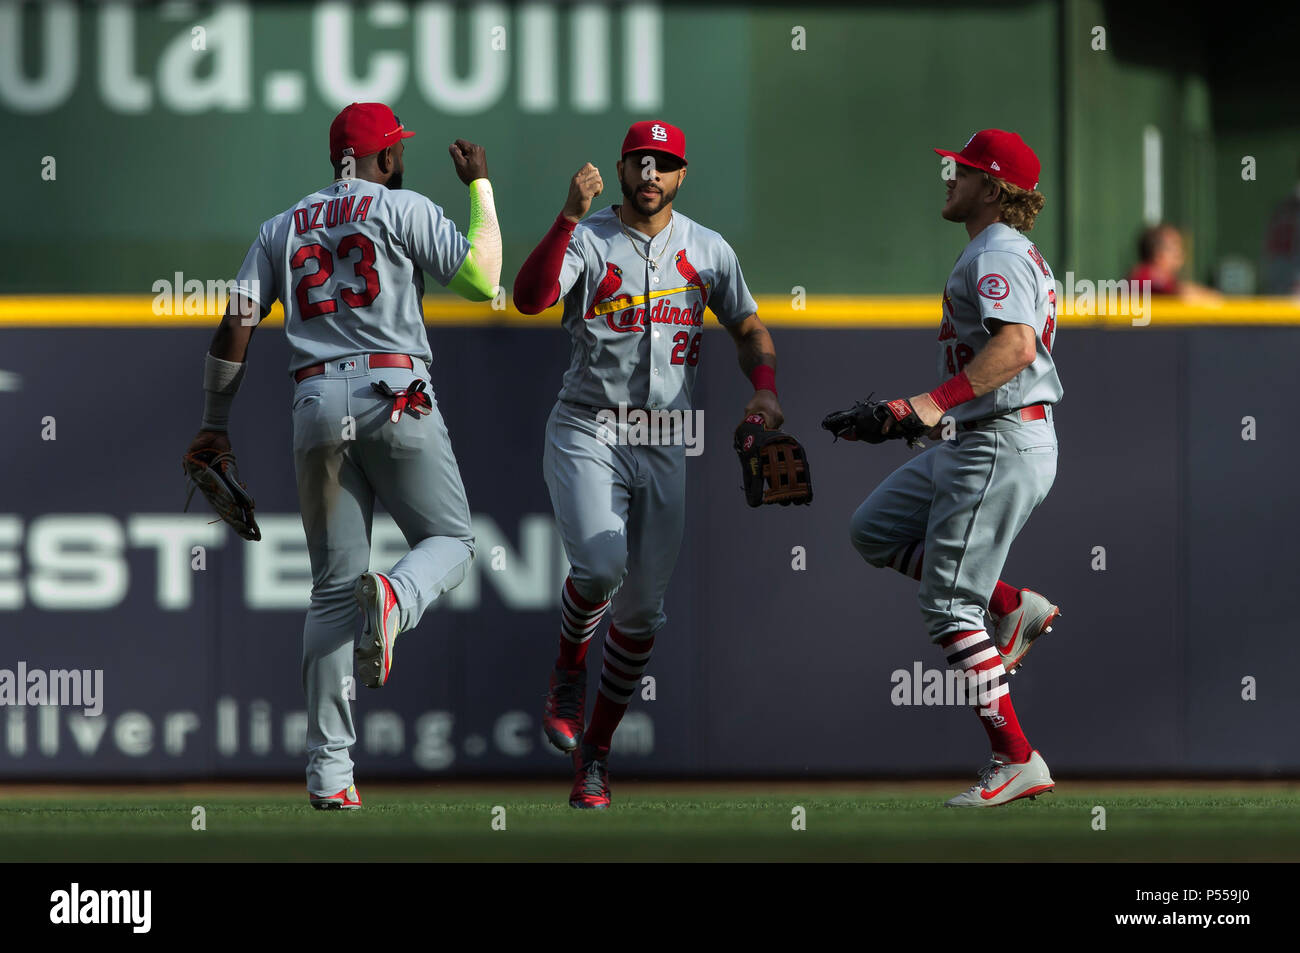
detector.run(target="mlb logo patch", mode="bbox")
[337,360,357,371]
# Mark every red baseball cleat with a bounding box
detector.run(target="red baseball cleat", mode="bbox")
[543,667,587,753]
[309,783,362,810]
[569,743,611,810]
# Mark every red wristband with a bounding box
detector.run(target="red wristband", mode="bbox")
[750,364,777,395]
[928,372,975,413]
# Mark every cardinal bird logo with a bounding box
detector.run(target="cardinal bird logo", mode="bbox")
[674,249,708,310]
[584,262,624,322]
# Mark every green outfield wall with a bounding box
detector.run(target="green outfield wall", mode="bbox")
[2,1,1295,296]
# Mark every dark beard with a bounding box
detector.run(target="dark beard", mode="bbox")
[620,177,676,216]
[386,171,404,191]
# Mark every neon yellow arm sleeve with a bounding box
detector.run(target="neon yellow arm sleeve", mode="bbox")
[447,179,502,302]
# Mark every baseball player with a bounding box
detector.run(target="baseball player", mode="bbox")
[513,120,783,809]
[830,130,1063,807]
[183,102,501,809]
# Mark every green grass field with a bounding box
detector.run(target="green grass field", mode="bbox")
[2,781,1298,862]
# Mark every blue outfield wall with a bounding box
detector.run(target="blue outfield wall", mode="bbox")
[0,323,1295,778]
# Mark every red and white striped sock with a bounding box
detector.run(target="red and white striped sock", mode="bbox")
[939,629,1032,764]
[888,541,925,580]
[584,626,655,750]
[557,575,609,672]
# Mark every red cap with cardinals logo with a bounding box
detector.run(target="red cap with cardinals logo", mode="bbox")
[330,102,415,162]
[622,120,687,166]
[934,129,1039,191]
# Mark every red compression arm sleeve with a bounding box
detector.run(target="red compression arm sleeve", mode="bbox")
[513,214,576,314]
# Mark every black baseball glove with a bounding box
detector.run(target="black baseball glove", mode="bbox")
[182,448,261,541]
[734,415,813,507]
[821,396,929,448]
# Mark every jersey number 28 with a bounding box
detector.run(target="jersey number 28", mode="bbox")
[670,331,702,366]
[291,234,381,320]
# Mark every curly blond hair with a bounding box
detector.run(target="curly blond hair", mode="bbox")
[982,172,1045,232]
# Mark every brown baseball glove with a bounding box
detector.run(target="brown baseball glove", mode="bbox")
[734,414,813,507]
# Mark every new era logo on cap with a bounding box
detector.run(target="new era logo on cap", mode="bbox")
[934,129,1040,191]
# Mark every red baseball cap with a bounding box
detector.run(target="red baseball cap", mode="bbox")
[934,129,1040,191]
[621,120,687,166]
[329,102,415,162]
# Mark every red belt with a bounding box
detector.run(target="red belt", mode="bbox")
[1017,403,1048,422]
[294,353,413,383]
[961,402,1049,431]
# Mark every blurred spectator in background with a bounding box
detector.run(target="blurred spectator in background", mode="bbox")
[1261,167,1300,295]
[1127,224,1222,303]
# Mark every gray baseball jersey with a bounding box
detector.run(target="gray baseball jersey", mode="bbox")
[234,178,470,372]
[555,207,757,412]
[541,204,756,672]
[938,222,1063,424]
[232,177,477,797]
[850,222,1061,650]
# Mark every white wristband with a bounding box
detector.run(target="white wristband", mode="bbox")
[202,353,246,431]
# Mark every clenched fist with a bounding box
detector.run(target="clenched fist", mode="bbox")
[449,139,488,185]
[563,163,603,223]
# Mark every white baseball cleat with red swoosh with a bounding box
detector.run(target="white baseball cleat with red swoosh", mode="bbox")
[945,751,1055,807]
[355,571,401,688]
[993,589,1061,674]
